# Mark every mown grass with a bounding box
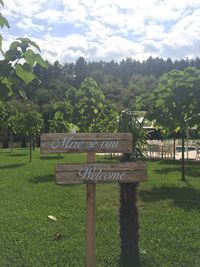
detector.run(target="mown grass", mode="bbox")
[0,148,200,266]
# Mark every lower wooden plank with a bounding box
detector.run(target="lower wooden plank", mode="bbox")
[56,162,147,184]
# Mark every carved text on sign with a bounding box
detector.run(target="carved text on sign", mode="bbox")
[40,133,132,153]
[51,135,82,149]
[55,162,147,184]
[79,166,125,183]
[50,135,120,150]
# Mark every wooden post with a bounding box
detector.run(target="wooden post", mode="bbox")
[86,152,96,267]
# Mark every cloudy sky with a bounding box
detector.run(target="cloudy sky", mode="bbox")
[1,0,200,63]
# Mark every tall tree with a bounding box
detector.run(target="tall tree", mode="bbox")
[138,67,200,181]
[74,57,89,88]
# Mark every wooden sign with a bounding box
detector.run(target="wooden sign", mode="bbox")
[40,133,132,153]
[56,162,146,184]
[40,132,147,267]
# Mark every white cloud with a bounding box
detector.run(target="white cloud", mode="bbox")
[1,0,200,62]
[36,9,64,22]
[17,18,44,32]
[3,0,46,18]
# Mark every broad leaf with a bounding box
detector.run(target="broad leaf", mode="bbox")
[15,64,35,84]
[17,38,41,52]
[0,13,10,28]
[23,49,36,66]
[155,99,164,108]
[35,54,48,67]
[0,34,2,48]
[10,41,20,50]
[0,34,3,55]
[0,76,12,95]
[5,48,21,61]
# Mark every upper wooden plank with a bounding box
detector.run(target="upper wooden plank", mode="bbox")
[40,133,132,154]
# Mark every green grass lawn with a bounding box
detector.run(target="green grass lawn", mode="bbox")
[0,148,200,267]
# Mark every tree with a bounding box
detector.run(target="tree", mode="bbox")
[0,1,48,99]
[0,100,17,148]
[14,111,43,162]
[49,111,69,133]
[138,67,200,181]
[74,57,89,88]
[0,100,10,147]
[49,111,78,133]
[90,103,118,133]
[73,77,107,132]
[118,110,147,267]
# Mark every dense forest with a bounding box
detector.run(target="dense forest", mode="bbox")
[1,56,200,147]
[25,56,200,109]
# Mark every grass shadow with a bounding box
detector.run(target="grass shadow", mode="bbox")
[0,163,27,169]
[157,160,199,166]
[40,155,64,160]
[29,174,55,183]
[139,186,200,211]
[7,153,28,157]
[155,166,200,178]
[29,175,81,185]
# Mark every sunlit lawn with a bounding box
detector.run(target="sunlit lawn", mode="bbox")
[0,148,200,266]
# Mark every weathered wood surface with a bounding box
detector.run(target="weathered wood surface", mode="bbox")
[56,162,147,184]
[40,133,132,154]
[86,152,96,267]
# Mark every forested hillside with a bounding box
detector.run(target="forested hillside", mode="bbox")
[1,56,200,147]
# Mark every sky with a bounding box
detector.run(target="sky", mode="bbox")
[1,0,200,63]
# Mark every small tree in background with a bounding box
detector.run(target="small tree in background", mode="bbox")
[118,110,147,267]
[0,100,17,149]
[89,103,118,133]
[73,77,108,132]
[49,111,79,133]
[14,111,43,162]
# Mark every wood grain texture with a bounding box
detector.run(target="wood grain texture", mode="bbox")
[86,152,96,267]
[40,133,132,154]
[56,162,147,184]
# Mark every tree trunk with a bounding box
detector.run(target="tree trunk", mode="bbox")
[119,183,140,267]
[10,134,14,152]
[181,133,185,181]
[32,135,35,151]
[29,135,32,163]
[173,138,176,161]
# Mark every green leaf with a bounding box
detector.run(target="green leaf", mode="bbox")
[0,14,10,28]
[5,48,21,61]
[17,38,41,52]
[10,41,20,50]
[15,64,35,84]
[35,54,48,67]
[155,99,164,108]
[0,34,2,49]
[175,126,180,133]
[23,49,36,66]
[1,76,12,94]
[0,0,4,6]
